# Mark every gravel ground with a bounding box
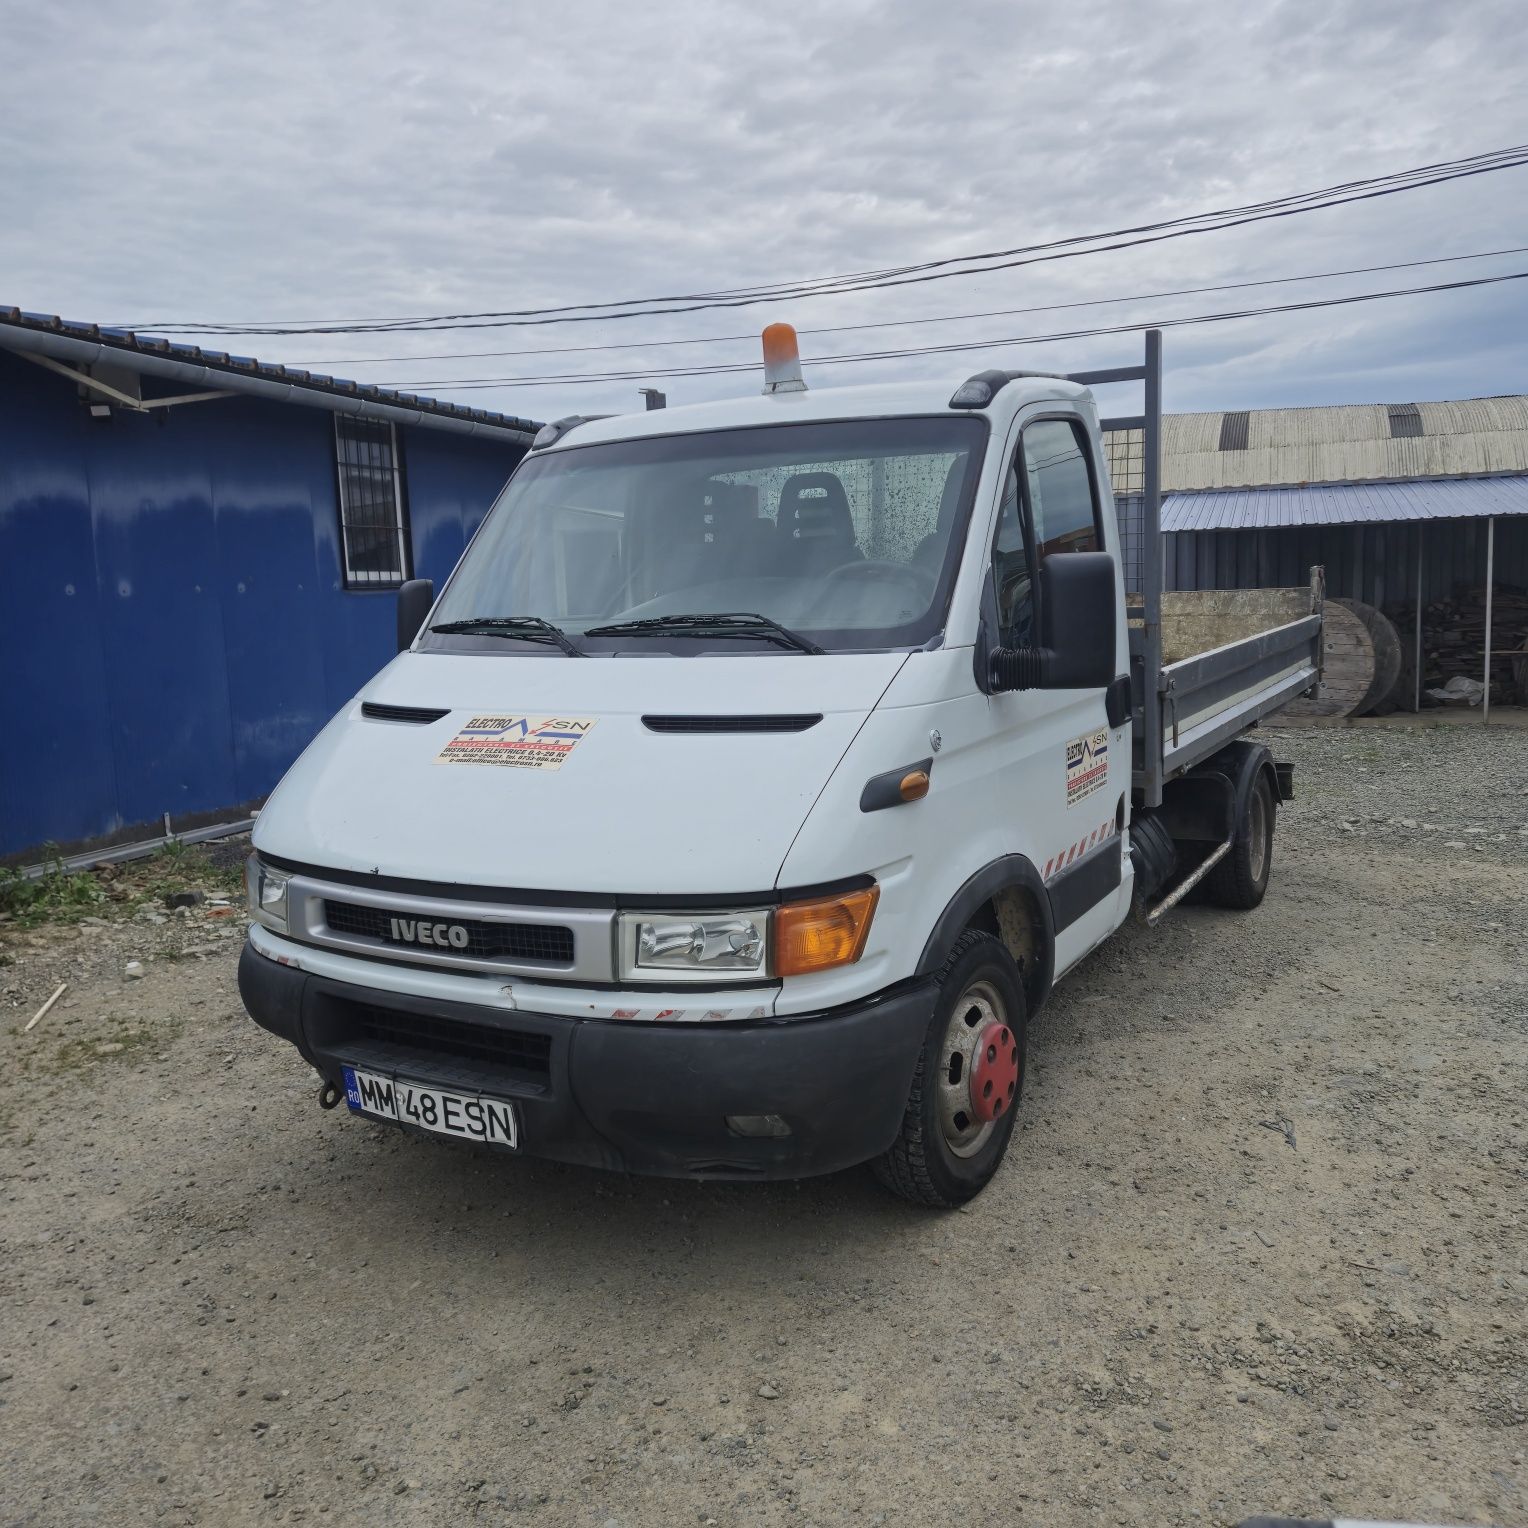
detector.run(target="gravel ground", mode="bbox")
[2,724,1525,1528]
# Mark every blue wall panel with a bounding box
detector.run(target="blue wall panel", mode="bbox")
[0,361,119,851]
[84,411,239,836]
[405,425,515,584]
[0,349,525,858]
[208,401,331,805]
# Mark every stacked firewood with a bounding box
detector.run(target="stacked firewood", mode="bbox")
[1386,583,1528,705]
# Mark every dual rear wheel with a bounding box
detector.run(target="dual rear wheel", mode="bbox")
[1202,771,1276,909]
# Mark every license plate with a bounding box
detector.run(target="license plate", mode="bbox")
[342,1066,519,1148]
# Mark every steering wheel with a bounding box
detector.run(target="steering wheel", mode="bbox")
[806,559,937,622]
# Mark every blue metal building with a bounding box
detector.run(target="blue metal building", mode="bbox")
[0,310,539,862]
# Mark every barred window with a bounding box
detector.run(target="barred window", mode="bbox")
[334,417,411,588]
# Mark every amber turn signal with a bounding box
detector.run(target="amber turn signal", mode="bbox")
[774,885,879,977]
[899,769,930,802]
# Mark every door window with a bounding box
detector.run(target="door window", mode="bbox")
[991,417,1101,645]
[1024,418,1100,557]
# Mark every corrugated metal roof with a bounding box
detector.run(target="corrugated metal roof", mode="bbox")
[0,305,542,439]
[1161,473,1528,532]
[1105,394,1528,492]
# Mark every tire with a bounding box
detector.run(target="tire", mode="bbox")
[871,930,1027,1207]
[1203,771,1275,910]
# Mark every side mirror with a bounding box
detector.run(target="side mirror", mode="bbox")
[989,552,1116,693]
[396,578,435,652]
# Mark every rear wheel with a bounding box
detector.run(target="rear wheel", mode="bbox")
[871,930,1027,1207]
[1203,772,1275,909]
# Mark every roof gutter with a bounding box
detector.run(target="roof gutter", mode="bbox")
[0,323,536,445]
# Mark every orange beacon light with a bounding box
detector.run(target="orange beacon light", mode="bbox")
[761,323,807,394]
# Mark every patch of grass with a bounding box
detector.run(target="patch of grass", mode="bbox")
[12,1007,184,1085]
[52,1020,172,1074]
[1,835,248,935]
[132,840,247,903]
[0,850,107,929]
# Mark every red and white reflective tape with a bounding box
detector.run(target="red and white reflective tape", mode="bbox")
[1043,819,1115,881]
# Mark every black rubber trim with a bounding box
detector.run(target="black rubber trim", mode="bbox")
[241,939,939,1181]
[360,702,450,724]
[859,757,933,813]
[1047,836,1122,933]
[255,850,874,912]
[915,855,1055,1011]
[1274,760,1295,802]
[641,713,822,733]
[1105,673,1132,728]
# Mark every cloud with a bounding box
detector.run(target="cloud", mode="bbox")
[3,0,1525,422]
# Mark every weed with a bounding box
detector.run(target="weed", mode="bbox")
[0,850,106,929]
[134,840,246,902]
[53,1021,170,1074]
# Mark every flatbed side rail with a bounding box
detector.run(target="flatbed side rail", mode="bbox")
[1159,612,1323,779]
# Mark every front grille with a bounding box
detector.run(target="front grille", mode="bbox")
[322,899,575,965]
[348,1006,552,1079]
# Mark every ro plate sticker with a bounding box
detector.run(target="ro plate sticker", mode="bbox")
[435,715,597,770]
[1065,727,1109,807]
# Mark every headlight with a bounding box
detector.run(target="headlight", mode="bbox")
[618,910,769,982]
[245,856,291,932]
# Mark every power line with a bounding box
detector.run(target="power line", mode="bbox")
[119,144,1528,335]
[349,244,1528,377]
[392,268,1528,390]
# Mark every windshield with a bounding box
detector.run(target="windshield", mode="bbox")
[426,416,987,654]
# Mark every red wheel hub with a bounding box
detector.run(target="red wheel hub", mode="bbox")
[969,1021,1019,1124]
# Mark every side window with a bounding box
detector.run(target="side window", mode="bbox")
[992,417,1100,646]
[1024,418,1100,556]
[992,468,1033,646]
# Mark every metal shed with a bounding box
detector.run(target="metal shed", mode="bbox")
[0,310,541,862]
[1106,396,1528,715]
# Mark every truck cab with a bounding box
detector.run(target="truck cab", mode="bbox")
[239,329,1313,1205]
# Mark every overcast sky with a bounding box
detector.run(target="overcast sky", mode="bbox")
[4,0,1525,425]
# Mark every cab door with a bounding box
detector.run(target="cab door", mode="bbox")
[985,411,1129,977]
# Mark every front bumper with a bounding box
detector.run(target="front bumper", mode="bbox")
[238,940,934,1181]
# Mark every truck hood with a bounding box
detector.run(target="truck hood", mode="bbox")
[254,650,907,895]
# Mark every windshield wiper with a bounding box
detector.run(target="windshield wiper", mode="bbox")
[429,616,583,656]
[583,612,823,655]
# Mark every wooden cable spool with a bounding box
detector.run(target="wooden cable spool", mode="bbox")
[1280,599,1375,718]
[1336,598,1402,716]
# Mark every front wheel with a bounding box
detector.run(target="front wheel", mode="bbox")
[871,930,1027,1207]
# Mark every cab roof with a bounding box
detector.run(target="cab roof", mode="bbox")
[539,373,1096,452]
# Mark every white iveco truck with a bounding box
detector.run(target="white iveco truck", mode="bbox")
[240,327,1323,1205]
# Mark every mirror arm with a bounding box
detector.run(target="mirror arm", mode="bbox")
[988,645,1050,692]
